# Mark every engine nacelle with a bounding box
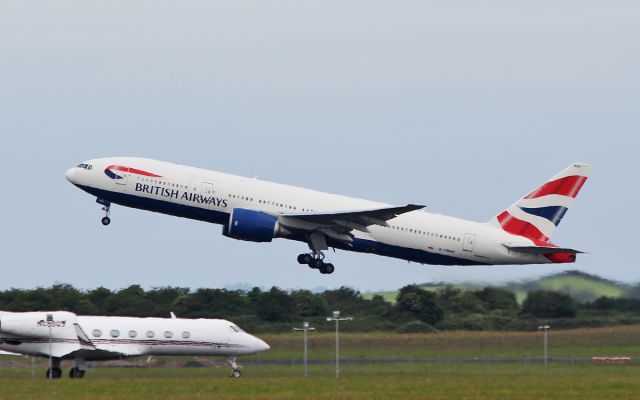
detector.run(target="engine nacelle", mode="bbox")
[223,208,280,243]
[0,311,77,339]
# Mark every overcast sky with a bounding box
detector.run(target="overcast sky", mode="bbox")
[1,0,638,292]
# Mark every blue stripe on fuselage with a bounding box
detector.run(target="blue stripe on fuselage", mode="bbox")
[76,185,229,225]
[76,185,485,266]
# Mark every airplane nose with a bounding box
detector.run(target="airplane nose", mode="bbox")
[255,337,270,352]
[65,167,76,183]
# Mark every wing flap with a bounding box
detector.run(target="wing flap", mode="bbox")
[279,204,424,232]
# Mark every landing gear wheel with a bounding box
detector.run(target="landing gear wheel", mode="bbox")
[310,258,323,269]
[46,367,62,379]
[99,201,111,226]
[69,367,85,379]
[297,254,312,265]
[230,369,241,378]
[322,263,335,274]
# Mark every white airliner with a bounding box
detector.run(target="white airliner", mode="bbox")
[0,310,269,379]
[65,158,591,274]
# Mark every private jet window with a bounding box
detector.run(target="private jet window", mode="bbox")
[146,331,155,338]
[92,329,102,337]
[182,331,191,339]
[230,325,240,333]
[164,331,173,338]
[128,330,137,338]
[110,329,120,338]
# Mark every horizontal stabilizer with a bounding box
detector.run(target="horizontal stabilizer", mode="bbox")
[504,245,584,255]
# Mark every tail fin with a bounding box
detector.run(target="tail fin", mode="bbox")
[487,163,591,243]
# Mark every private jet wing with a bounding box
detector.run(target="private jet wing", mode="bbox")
[74,323,144,357]
[275,204,425,244]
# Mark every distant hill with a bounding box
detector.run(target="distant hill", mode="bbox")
[363,270,635,304]
[505,270,628,303]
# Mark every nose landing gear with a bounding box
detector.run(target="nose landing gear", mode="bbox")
[227,357,242,378]
[97,198,111,225]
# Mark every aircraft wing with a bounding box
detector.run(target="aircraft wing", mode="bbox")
[93,345,145,357]
[74,323,144,357]
[276,204,425,246]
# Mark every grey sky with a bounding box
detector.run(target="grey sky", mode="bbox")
[1,1,638,292]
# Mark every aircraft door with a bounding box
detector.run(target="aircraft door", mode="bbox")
[114,168,129,192]
[463,233,476,252]
[200,182,216,209]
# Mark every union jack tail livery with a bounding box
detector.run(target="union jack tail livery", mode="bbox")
[489,163,592,243]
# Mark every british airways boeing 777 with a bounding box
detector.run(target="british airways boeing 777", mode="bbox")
[65,158,591,275]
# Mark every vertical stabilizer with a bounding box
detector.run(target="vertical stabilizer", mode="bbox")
[487,163,591,243]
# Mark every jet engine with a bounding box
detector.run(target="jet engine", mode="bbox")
[223,208,283,242]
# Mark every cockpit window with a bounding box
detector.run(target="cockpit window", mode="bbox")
[229,325,244,333]
[76,163,93,170]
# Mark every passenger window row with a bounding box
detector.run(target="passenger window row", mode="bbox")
[388,225,462,242]
[91,329,191,339]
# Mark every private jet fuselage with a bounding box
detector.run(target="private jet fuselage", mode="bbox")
[0,310,269,379]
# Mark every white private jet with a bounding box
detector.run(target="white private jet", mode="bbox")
[0,310,269,379]
[65,158,591,274]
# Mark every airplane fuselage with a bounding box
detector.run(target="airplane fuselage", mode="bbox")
[65,157,583,269]
[0,310,268,378]
[0,311,268,360]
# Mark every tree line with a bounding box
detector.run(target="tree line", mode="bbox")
[1,284,639,332]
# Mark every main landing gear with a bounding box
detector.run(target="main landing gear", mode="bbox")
[299,232,335,274]
[45,358,88,379]
[297,252,335,274]
[69,367,86,379]
[45,357,63,379]
[45,367,62,379]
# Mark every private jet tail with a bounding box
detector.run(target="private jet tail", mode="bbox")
[487,163,592,244]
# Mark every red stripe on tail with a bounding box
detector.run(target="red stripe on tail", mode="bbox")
[497,211,549,242]
[525,175,587,199]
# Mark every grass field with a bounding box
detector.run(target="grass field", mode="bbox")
[1,325,639,399]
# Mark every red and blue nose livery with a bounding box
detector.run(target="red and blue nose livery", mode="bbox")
[104,165,162,180]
